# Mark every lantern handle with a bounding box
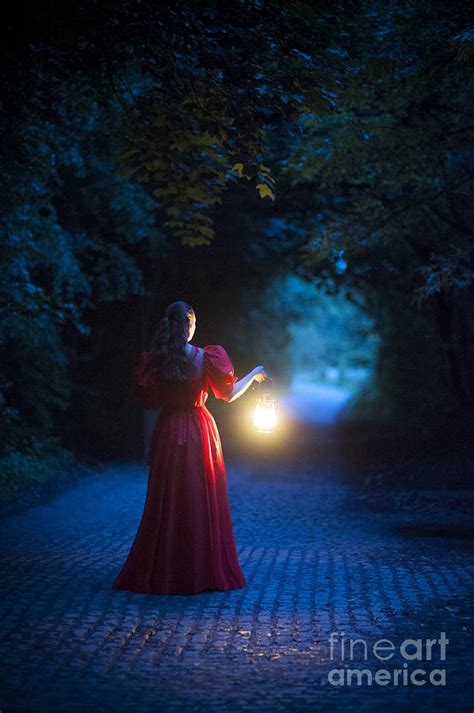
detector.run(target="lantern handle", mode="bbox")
[256,375,274,392]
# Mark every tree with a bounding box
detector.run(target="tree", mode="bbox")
[280,0,474,418]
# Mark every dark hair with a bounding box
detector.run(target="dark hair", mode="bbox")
[149,301,195,382]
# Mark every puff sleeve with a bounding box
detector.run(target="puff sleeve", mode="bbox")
[204,345,237,402]
[132,352,161,409]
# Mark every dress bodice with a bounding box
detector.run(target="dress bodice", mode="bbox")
[133,344,237,410]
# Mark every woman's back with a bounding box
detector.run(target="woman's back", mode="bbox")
[133,344,237,410]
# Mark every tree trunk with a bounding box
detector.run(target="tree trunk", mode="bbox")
[432,292,468,408]
[454,295,474,405]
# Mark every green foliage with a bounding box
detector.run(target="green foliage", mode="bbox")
[106,0,350,245]
[0,435,77,506]
[278,0,474,418]
[284,276,380,383]
[284,0,473,307]
[0,44,165,456]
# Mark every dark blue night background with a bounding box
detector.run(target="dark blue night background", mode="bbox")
[1,1,473,711]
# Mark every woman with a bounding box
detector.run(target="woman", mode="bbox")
[112,300,267,595]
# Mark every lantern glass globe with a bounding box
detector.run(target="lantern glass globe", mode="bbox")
[253,398,276,432]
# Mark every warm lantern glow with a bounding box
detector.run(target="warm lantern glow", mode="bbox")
[253,394,276,433]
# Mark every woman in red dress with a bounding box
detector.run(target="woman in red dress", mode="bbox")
[112,300,267,595]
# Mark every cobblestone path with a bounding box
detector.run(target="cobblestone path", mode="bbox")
[1,416,473,711]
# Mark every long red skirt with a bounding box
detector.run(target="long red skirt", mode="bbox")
[112,405,246,595]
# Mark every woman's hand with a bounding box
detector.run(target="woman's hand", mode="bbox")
[228,366,268,402]
[253,366,268,383]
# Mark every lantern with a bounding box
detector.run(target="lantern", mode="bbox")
[253,378,276,433]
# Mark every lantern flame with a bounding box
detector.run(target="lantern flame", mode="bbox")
[253,395,276,433]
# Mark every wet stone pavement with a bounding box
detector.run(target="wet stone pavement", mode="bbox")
[1,440,473,712]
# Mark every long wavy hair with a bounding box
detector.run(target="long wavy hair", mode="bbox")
[149,301,195,382]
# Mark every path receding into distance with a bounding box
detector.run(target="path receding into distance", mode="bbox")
[1,378,473,712]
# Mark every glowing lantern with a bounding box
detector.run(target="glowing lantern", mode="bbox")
[253,378,276,433]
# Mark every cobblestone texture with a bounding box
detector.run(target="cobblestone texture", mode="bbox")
[1,435,473,712]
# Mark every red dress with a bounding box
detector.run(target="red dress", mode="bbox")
[112,344,246,595]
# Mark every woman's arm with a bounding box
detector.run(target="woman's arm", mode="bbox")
[228,366,267,403]
[144,409,161,463]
